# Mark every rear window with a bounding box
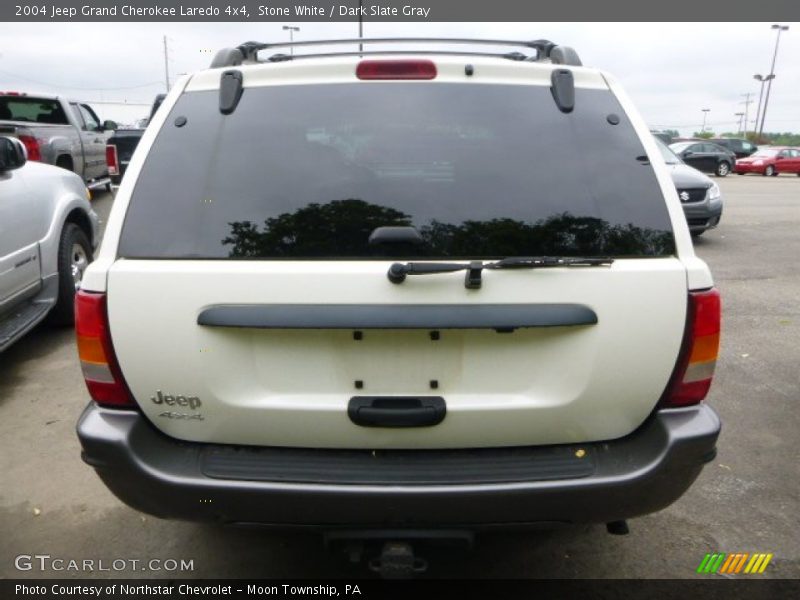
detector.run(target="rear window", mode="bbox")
[0,97,68,125]
[119,82,675,259]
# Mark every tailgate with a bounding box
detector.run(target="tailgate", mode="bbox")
[107,258,686,449]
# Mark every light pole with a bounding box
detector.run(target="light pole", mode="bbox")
[358,0,363,54]
[282,25,300,57]
[759,24,789,138]
[753,74,774,139]
[701,108,710,134]
[740,93,752,137]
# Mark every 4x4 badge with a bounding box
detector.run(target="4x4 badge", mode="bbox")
[158,412,204,421]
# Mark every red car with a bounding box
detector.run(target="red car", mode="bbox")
[735,147,800,176]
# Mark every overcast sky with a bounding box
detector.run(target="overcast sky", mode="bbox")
[1,22,798,135]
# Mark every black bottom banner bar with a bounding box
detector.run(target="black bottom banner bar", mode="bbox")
[4,579,799,600]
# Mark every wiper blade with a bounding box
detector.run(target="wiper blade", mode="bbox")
[487,256,615,269]
[387,256,614,289]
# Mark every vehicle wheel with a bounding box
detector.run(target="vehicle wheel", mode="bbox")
[715,161,730,177]
[55,155,74,173]
[764,165,775,177]
[49,223,92,325]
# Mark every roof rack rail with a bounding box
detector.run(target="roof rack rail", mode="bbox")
[210,38,582,69]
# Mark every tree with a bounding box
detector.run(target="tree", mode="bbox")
[693,131,714,140]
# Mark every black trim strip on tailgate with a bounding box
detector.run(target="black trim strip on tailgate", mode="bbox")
[197,304,597,331]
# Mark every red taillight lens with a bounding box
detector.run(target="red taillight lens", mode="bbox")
[75,291,135,408]
[356,59,437,80]
[661,289,721,407]
[17,135,42,161]
[105,144,119,175]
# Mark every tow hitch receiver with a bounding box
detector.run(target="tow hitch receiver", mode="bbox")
[324,530,473,577]
[369,542,428,578]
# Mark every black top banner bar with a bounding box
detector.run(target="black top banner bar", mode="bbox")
[3,0,800,21]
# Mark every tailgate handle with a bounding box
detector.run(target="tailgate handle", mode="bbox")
[348,397,446,428]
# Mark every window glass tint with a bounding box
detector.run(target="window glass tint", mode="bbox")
[669,142,692,153]
[78,104,100,131]
[120,83,675,259]
[0,97,68,124]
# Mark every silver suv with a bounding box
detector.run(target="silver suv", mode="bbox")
[75,38,721,558]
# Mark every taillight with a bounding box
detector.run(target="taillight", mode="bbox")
[75,291,135,408]
[105,144,119,176]
[661,289,721,407]
[17,135,42,161]
[356,59,437,80]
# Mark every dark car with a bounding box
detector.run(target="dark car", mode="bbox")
[650,130,674,145]
[656,138,722,236]
[710,137,758,159]
[106,94,166,185]
[669,141,736,177]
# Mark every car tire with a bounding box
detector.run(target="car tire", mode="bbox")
[764,165,775,177]
[715,161,731,177]
[48,223,93,326]
[55,155,74,173]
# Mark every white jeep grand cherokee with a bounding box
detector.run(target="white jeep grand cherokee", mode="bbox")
[76,38,721,540]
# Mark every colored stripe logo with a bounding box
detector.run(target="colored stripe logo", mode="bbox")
[697,552,773,574]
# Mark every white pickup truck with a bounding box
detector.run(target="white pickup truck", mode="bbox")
[0,92,116,189]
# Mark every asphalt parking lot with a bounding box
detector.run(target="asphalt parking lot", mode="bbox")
[1,176,798,579]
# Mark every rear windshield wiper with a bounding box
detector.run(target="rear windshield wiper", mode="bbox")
[387,256,614,289]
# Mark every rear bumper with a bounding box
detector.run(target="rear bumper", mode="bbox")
[77,403,720,529]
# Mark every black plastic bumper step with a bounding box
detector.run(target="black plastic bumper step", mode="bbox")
[201,443,595,485]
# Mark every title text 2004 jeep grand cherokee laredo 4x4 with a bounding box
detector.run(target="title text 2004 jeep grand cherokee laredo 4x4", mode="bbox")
[75,38,721,556]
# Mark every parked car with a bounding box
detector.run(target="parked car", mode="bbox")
[0,92,117,190]
[735,147,800,177]
[0,136,98,352]
[710,137,757,159]
[650,130,674,145]
[669,141,736,177]
[106,94,166,185]
[654,138,722,236]
[75,38,720,568]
